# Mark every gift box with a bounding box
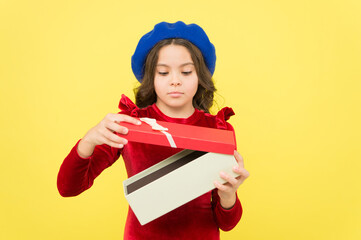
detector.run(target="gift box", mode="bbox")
[120,118,239,225]
[118,117,236,155]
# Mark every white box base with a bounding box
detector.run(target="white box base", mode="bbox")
[123,149,239,225]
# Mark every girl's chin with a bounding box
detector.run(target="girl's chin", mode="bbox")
[157,97,193,110]
[160,102,190,110]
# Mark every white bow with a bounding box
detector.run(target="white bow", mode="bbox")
[139,118,177,148]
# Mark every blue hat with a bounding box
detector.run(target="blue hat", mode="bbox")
[131,21,216,82]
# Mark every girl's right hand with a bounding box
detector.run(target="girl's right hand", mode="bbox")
[77,113,141,158]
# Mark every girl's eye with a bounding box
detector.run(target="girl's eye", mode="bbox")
[182,71,192,75]
[158,72,168,76]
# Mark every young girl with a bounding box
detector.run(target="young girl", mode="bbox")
[57,21,249,240]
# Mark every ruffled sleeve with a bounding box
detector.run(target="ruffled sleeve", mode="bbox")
[118,94,140,117]
[211,107,242,231]
[214,107,235,130]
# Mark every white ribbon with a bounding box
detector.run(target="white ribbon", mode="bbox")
[139,117,177,148]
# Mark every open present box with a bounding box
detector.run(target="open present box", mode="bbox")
[120,118,239,225]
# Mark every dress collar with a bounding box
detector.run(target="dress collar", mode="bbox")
[151,103,203,125]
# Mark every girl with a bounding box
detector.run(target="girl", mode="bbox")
[57,21,249,240]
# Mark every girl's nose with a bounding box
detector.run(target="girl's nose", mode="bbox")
[170,74,182,86]
[171,81,181,86]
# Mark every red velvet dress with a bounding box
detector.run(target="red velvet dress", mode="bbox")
[57,95,243,240]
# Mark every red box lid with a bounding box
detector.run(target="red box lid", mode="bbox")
[118,118,235,155]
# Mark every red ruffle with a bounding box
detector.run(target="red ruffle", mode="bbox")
[118,94,235,130]
[214,107,235,130]
[118,94,139,117]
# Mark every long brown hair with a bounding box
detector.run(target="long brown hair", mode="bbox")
[134,38,216,113]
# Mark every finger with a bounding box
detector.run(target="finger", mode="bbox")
[220,171,238,186]
[234,150,244,168]
[99,136,124,149]
[104,113,120,122]
[235,169,250,185]
[239,168,250,180]
[233,167,249,185]
[214,180,229,192]
[214,181,234,194]
[105,121,129,135]
[232,165,243,175]
[102,128,128,145]
[114,114,141,125]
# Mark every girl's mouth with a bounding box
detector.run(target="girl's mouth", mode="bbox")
[168,92,183,97]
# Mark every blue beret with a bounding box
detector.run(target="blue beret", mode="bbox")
[131,21,216,82]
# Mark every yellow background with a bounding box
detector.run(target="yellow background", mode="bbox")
[1,0,360,239]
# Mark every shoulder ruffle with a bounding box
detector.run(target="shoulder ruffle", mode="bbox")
[118,94,140,117]
[214,107,235,130]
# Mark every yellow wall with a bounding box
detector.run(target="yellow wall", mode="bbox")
[1,0,360,239]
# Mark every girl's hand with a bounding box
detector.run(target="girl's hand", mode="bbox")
[214,150,250,209]
[77,113,141,158]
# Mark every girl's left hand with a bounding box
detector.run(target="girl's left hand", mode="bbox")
[214,150,250,209]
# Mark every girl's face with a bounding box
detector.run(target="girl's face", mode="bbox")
[154,44,199,117]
